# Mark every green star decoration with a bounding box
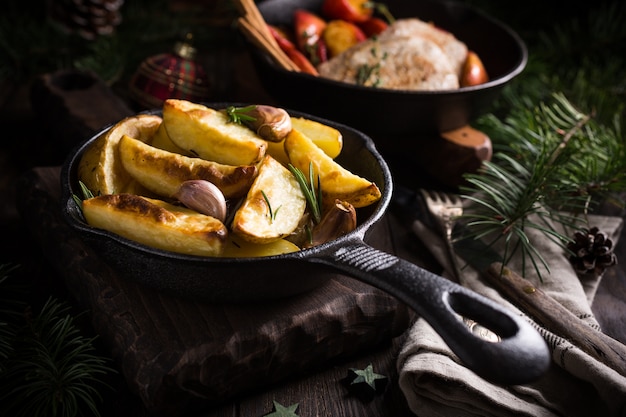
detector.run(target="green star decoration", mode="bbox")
[264,401,299,417]
[350,364,386,388]
[341,363,388,402]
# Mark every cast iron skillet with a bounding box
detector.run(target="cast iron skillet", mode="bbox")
[249,0,528,136]
[61,104,549,385]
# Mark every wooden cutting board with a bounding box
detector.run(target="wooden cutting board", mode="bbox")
[16,166,413,417]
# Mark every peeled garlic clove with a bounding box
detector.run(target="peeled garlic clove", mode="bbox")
[306,199,357,248]
[245,105,292,142]
[173,180,227,222]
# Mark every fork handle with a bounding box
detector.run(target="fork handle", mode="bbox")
[442,218,464,283]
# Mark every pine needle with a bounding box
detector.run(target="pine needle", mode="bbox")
[461,93,625,280]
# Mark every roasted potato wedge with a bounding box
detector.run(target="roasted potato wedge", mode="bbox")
[231,156,306,244]
[291,117,343,158]
[77,114,161,196]
[82,193,227,257]
[150,122,193,156]
[284,129,381,208]
[162,99,267,166]
[222,233,300,257]
[265,140,291,166]
[266,117,344,165]
[118,135,257,199]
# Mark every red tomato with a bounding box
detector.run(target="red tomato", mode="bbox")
[293,9,329,64]
[293,9,327,51]
[268,25,319,75]
[358,17,388,37]
[322,0,373,23]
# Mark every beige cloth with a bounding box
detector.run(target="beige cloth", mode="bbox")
[397,214,626,417]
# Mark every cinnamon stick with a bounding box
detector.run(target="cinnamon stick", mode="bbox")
[485,262,626,378]
[233,0,300,72]
[237,18,297,71]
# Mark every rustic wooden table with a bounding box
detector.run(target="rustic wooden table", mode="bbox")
[8,50,626,417]
[17,167,626,417]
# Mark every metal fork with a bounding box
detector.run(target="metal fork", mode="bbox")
[419,189,501,342]
[419,189,464,283]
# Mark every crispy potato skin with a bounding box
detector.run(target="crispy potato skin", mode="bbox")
[284,129,381,208]
[162,99,267,166]
[291,117,343,159]
[77,114,162,196]
[75,100,381,256]
[265,117,343,166]
[222,233,300,257]
[82,194,228,257]
[150,122,193,156]
[231,156,306,244]
[119,135,257,199]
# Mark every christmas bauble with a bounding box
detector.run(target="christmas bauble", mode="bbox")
[128,33,212,109]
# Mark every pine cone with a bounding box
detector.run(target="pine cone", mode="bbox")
[48,0,124,40]
[567,226,617,275]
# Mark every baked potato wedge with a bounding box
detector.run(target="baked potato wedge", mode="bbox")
[284,129,381,208]
[291,117,343,159]
[265,140,291,166]
[82,193,227,257]
[150,122,193,156]
[231,156,306,244]
[162,99,267,166]
[77,114,161,196]
[118,135,257,199]
[222,233,300,257]
[265,117,343,166]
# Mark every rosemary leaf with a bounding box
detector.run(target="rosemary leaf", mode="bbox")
[288,163,322,224]
[225,105,258,124]
[261,190,281,222]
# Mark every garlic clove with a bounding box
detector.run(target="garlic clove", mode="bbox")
[173,180,227,222]
[253,105,292,142]
[306,199,357,248]
[239,105,292,142]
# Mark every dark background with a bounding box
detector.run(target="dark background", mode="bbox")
[0,0,623,415]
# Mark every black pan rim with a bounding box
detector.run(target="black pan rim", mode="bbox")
[60,102,393,265]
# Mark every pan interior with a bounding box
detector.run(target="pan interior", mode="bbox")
[60,104,393,301]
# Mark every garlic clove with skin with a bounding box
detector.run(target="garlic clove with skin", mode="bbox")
[305,199,357,248]
[252,105,292,142]
[228,105,292,142]
[174,180,227,222]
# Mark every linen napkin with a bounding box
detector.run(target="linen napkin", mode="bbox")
[397,213,626,417]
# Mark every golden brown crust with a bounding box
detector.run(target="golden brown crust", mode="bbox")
[119,135,258,199]
[82,193,228,256]
[88,193,176,223]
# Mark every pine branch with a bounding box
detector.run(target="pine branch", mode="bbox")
[0,292,115,417]
[461,93,625,280]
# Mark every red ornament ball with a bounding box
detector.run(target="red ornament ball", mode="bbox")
[129,34,211,109]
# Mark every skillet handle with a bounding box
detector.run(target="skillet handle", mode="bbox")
[313,242,550,385]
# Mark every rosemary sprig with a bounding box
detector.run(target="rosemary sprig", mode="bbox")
[225,105,257,124]
[72,180,95,210]
[261,190,281,222]
[288,162,322,224]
